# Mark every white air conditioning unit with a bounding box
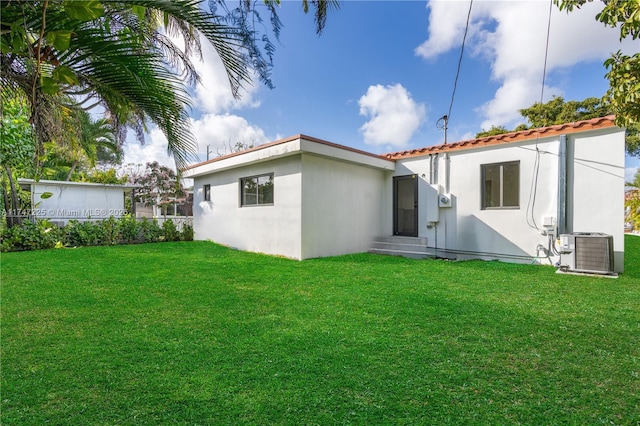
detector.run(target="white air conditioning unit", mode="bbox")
[558,233,614,274]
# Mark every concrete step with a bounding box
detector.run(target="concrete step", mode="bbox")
[370,236,433,259]
[374,236,427,245]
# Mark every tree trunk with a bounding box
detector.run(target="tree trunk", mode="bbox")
[3,164,21,226]
[65,160,78,181]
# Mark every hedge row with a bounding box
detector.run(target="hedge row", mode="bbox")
[0,216,193,252]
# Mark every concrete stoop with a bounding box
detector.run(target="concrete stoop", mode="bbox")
[369,236,434,259]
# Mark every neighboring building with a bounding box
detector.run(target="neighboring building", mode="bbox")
[134,190,193,219]
[17,179,136,225]
[183,116,626,272]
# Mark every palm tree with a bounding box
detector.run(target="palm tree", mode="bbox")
[63,112,119,181]
[0,0,339,170]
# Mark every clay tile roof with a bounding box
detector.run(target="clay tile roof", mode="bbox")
[384,115,618,160]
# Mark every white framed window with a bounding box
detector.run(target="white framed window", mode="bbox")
[240,173,274,206]
[203,184,211,202]
[481,161,519,209]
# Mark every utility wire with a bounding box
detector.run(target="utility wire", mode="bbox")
[526,0,554,231]
[446,0,474,124]
[539,0,553,111]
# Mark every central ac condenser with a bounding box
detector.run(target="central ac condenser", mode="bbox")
[558,233,614,274]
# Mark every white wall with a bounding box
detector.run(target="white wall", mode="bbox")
[300,154,389,259]
[189,128,624,269]
[394,128,626,271]
[447,138,560,263]
[193,155,303,259]
[31,182,127,224]
[568,129,626,271]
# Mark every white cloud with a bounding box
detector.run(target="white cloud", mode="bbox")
[123,113,270,168]
[191,114,270,160]
[192,36,261,115]
[417,0,636,129]
[415,1,478,60]
[358,84,426,148]
[122,127,175,170]
[123,34,269,168]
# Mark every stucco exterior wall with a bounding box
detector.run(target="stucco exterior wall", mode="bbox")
[446,138,561,263]
[27,181,127,224]
[394,129,626,271]
[568,129,626,270]
[300,154,389,259]
[192,155,303,259]
[187,125,624,270]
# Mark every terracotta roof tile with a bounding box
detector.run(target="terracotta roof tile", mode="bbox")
[183,116,618,171]
[384,115,617,160]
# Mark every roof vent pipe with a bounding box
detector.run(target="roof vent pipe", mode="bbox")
[436,115,448,144]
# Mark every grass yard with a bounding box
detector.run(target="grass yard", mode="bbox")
[1,237,639,425]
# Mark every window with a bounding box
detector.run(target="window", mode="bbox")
[203,184,211,202]
[481,161,519,209]
[241,173,274,206]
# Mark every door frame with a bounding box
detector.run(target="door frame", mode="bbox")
[393,174,418,237]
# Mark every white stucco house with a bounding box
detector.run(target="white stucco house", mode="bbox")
[17,179,135,225]
[183,116,626,272]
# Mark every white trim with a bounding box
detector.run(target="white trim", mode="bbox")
[18,178,137,189]
[183,136,395,178]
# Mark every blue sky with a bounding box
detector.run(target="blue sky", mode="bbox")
[122,0,639,182]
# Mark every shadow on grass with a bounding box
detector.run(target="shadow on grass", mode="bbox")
[313,235,640,281]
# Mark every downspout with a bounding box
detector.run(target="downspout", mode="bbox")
[430,153,438,185]
[444,152,451,194]
[442,152,451,257]
[429,155,434,184]
[430,154,439,256]
[557,135,567,236]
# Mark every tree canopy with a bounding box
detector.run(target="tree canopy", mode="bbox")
[0,0,339,170]
[555,0,640,127]
[133,161,185,217]
[475,96,640,157]
[518,96,611,128]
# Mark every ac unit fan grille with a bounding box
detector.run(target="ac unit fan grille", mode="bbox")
[575,236,613,272]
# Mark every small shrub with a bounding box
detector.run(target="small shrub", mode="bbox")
[64,220,103,246]
[139,217,163,243]
[0,213,192,251]
[181,223,194,241]
[117,215,139,243]
[1,219,64,252]
[162,219,180,242]
[101,216,119,245]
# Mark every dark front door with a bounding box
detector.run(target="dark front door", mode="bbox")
[393,175,418,236]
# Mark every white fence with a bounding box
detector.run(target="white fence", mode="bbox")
[150,216,193,231]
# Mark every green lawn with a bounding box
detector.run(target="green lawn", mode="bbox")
[2,237,639,425]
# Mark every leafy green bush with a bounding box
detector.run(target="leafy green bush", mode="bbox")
[117,215,139,243]
[0,215,192,252]
[1,219,64,251]
[139,217,163,243]
[181,223,194,241]
[101,216,119,245]
[162,219,180,242]
[65,220,104,246]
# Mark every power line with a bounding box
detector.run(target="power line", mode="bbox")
[446,0,474,125]
[526,0,554,230]
[539,0,553,109]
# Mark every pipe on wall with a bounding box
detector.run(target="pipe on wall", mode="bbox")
[557,134,567,236]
